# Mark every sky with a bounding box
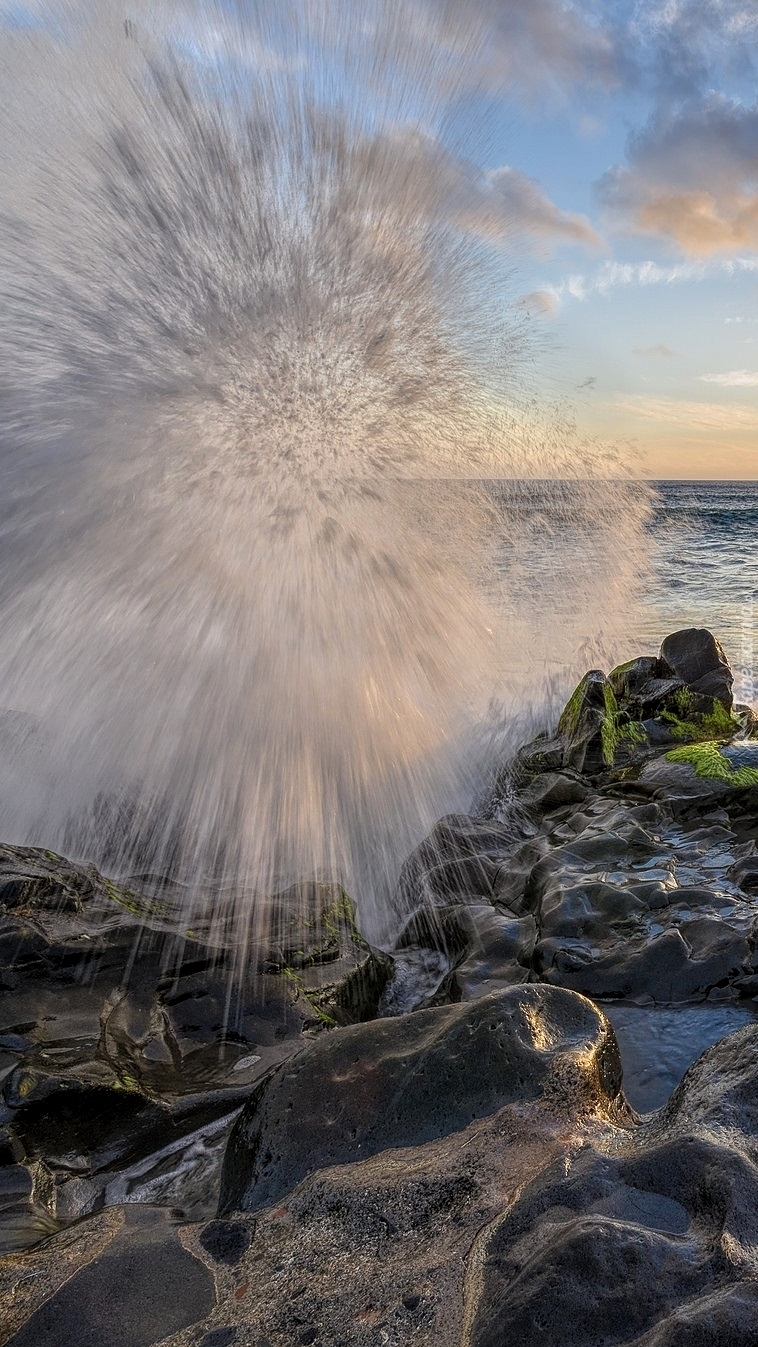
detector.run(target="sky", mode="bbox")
[443,0,758,480]
[2,0,757,480]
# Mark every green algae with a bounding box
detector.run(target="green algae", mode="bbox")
[281,966,338,1027]
[665,741,758,786]
[659,695,739,744]
[557,674,620,767]
[599,682,620,766]
[618,720,647,746]
[556,665,747,774]
[101,876,166,919]
[557,676,593,739]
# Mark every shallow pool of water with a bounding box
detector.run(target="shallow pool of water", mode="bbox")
[603,1002,758,1113]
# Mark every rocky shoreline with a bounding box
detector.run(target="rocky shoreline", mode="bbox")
[2,628,758,1345]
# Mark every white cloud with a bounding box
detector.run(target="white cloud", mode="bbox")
[616,393,758,429]
[476,167,602,253]
[629,1,758,99]
[363,135,603,257]
[517,289,561,316]
[699,368,758,385]
[551,255,758,303]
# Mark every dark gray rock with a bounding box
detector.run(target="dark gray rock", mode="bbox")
[395,814,516,917]
[452,905,537,999]
[199,1218,253,1266]
[0,846,390,1247]
[219,985,625,1215]
[11,1083,249,1223]
[200,1330,238,1347]
[4,1206,214,1347]
[637,752,758,818]
[556,669,617,773]
[661,1017,758,1137]
[468,1023,758,1347]
[727,849,758,894]
[514,735,565,777]
[467,1137,758,1347]
[519,772,591,811]
[609,656,661,701]
[660,628,734,710]
[257,881,392,1027]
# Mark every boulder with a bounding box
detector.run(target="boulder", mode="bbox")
[660,628,734,710]
[466,1137,758,1347]
[219,984,626,1215]
[556,669,618,773]
[608,655,661,702]
[466,1023,758,1347]
[0,847,390,1247]
[258,881,393,1027]
[638,743,758,816]
[9,1005,757,1347]
[544,632,741,782]
[394,815,516,917]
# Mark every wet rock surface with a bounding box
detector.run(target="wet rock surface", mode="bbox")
[0,855,390,1251]
[469,1023,758,1347]
[219,984,627,1215]
[3,627,758,1345]
[6,999,758,1347]
[393,630,758,1023]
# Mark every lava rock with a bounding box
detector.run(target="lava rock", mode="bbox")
[2,1206,214,1347]
[608,655,661,701]
[518,772,591,812]
[259,881,393,1027]
[394,815,515,918]
[199,1218,253,1266]
[467,1137,758,1347]
[660,628,734,710]
[556,669,618,773]
[219,985,625,1215]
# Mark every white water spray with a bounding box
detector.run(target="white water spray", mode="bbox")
[0,2,650,954]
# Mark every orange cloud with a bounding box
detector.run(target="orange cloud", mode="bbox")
[636,190,758,255]
[600,96,758,257]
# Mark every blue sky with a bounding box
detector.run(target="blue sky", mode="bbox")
[3,0,758,479]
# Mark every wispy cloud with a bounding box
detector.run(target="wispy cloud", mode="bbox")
[629,1,758,97]
[615,393,758,429]
[474,167,602,254]
[633,343,678,357]
[700,369,758,386]
[477,0,620,97]
[516,289,561,317]
[550,255,758,304]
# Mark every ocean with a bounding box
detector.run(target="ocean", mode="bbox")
[490,478,758,711]
[637,481,758,703]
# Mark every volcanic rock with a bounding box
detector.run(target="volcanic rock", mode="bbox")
[218,984,626,1215]
[0,848,389,1246]
[660,627,734,710]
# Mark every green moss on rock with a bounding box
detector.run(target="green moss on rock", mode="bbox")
[599,682,620,766]
[618,720,647,746]
[659,696,739,744]
[556,678,590,740]
[101,877,166,919]
[665,741,758,786]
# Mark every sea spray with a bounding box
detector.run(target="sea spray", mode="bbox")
[0,2,652,959]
